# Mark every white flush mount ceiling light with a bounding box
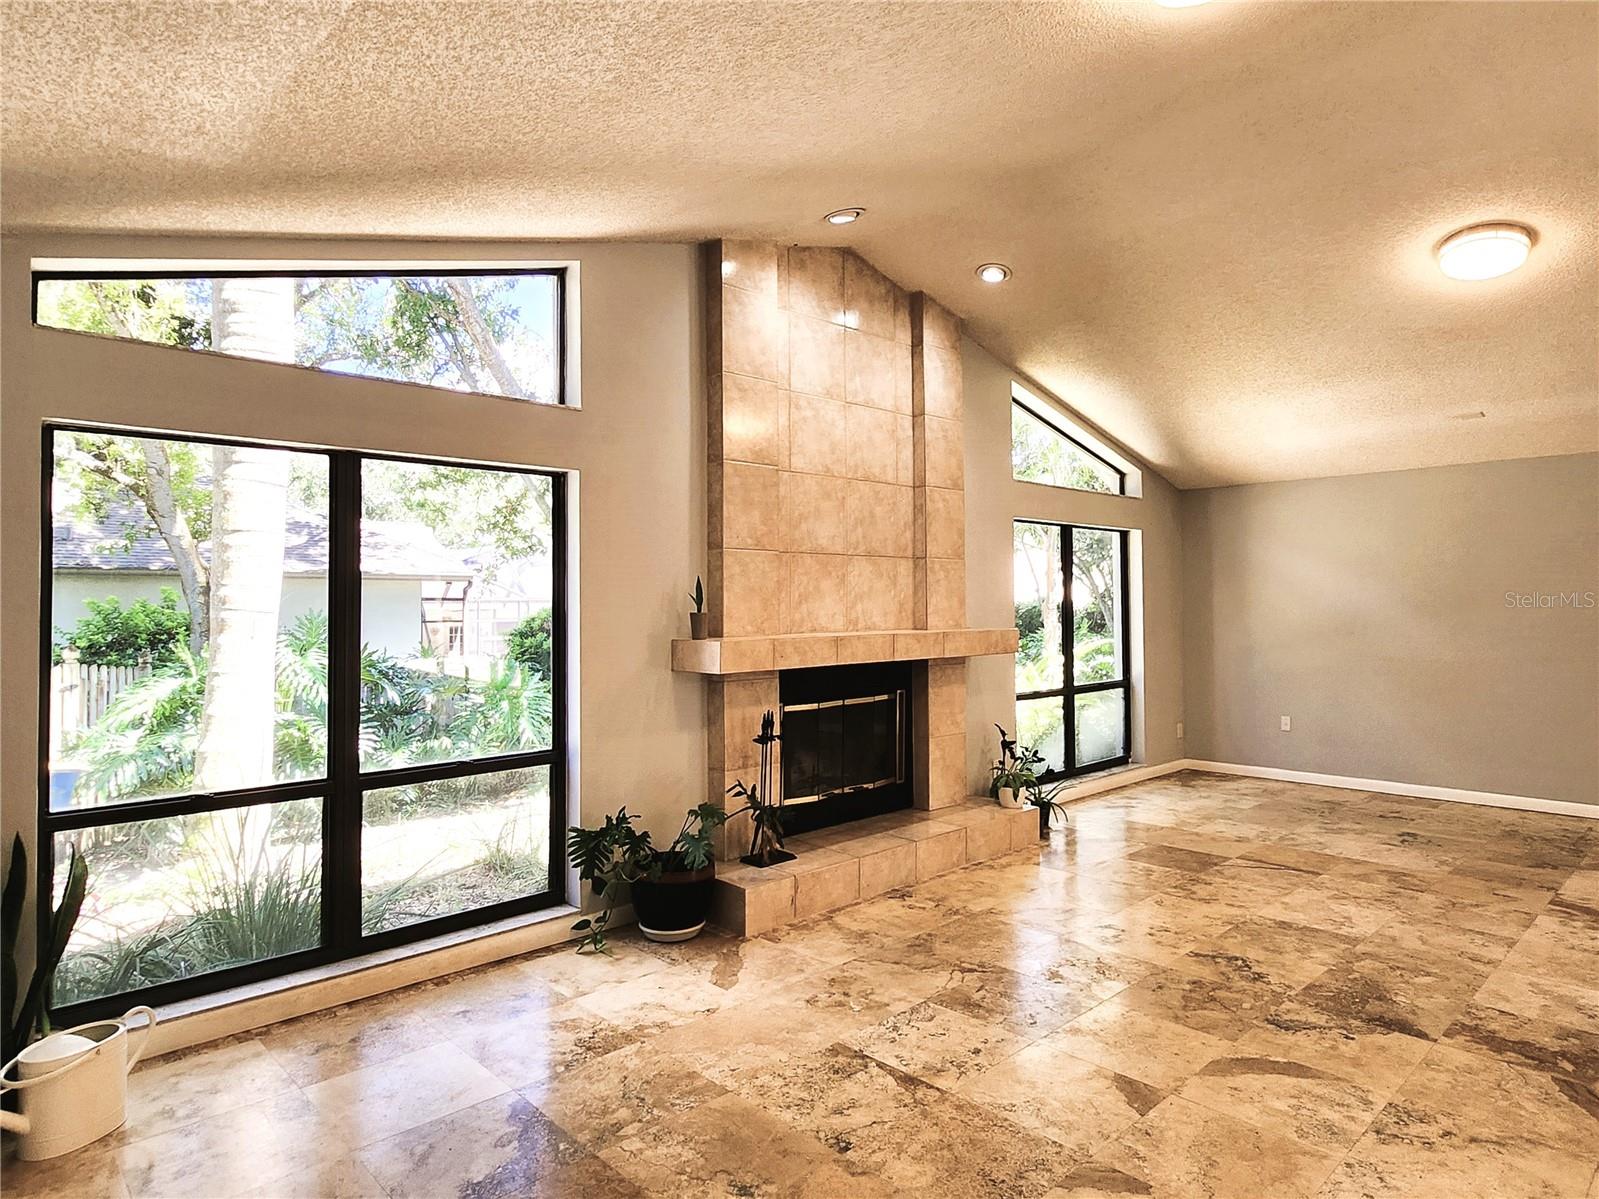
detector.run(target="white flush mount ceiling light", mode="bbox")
[824,208,865,225]
[976,263,1012,284]
[1436,222,1535,281]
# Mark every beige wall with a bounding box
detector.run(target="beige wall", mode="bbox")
[1,234,708,903]
[961,339,1187,791]
[1181,453,1599,806]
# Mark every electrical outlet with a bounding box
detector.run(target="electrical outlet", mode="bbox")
[1280,715,1292,732]
[1176,721,1185,740]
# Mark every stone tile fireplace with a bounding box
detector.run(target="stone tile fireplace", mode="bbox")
[674,239,1021,931]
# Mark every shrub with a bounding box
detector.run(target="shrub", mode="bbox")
[504,608,552,677]
[55,588,188,666]
[1015,599,1045,665]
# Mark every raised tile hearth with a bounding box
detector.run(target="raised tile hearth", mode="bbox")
[709,799,1038,935]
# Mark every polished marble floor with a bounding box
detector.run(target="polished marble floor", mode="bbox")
[7,771,1597,1199]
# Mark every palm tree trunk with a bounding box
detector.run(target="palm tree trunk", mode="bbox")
[192,279,295,815]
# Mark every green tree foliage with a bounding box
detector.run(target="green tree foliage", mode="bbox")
[505,608,553,676]
[1015,599,1045,669]
[55,589,189,666]
[67,612,553,806]
[1011,404,1117,494]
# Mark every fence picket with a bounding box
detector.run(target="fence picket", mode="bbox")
[48,660,148,757]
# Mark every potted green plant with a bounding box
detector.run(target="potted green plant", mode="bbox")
[567,802,729,950]
[989,723,1030,809]
[1029,778,1069,837]
[990,724,1070,835]
[688,575,708,640]
[2,835,88,1068]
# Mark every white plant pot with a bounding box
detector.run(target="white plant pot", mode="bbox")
[996,786,1022,810]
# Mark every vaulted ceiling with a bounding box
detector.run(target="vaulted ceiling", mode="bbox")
[4,1,1594,486]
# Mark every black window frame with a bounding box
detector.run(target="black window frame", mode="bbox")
[31,267,570,408]
[38,422,569,1023]
[1014,519,1132,780]
[1011,400,1126,497]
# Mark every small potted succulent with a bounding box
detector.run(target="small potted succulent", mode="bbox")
[567,802,729,950]
[688,575,708,640]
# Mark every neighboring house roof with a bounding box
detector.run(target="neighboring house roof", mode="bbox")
[52,507,473,580]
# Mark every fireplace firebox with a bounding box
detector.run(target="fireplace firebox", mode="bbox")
[777,663,913,836]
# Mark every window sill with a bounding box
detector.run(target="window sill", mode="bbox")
[144,902,588,1059]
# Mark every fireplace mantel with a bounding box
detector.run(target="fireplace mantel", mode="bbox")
[670,627,1017,676]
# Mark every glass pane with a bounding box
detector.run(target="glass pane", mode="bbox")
[1072,527,1125,684]
[52,799,322,1006]
[1017,696,1066,775]
[1075,689,1127,766]
[1014,522,1064,693]
[359,460,555,770]
[1011,404,1119,493]
[36,273,562,404]
[48,430,329,810]
[361,766,551,933]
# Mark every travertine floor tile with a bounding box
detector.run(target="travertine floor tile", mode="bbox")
[450,997,641,1090]
[357,1091,583,1198]
[596,1091,893,1198]
[527,1040,726,1148]
[736,1044,1086,1197]
[1085,1095,1340,1199]
[1044,998,1233,1089]
[1175,915,1360,989]
[957,1035,1164,1155]
[1316,1043,1599,1199]
[846,998,1031,1088]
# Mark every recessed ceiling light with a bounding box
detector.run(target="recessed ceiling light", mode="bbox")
[976,263,1012,284]
[1436,222,1534,281]
[824,208,864,226]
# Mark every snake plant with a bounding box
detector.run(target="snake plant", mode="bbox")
[2,834,88,1064]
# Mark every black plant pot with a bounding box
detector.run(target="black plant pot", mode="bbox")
[630,864,716,943]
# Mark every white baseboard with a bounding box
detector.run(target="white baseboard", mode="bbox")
[1051,758,1191,803]
[1183,759,1598,821]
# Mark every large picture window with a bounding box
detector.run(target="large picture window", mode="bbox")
[1014,520,1130,777]
[34,268,566,405]
[42,425,565,1016]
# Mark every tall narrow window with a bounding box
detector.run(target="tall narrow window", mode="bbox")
[1014,520,1130,776]
[34,269,565,405]
[43,425,565,1017]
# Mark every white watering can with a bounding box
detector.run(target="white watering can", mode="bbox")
[0,1006,155,1160]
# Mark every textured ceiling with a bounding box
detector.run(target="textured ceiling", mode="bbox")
[3,0,1595,486]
